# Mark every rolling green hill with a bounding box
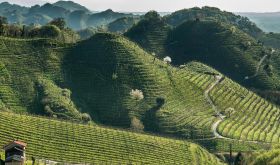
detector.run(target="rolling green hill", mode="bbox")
[107,17,140,33]
[126,18,280,92]
[53,0,90,12]
[0,111,224,164]
[1,33,280,148]
[164,7,263,38]
[166,20,280,90]
[125,11,170,57]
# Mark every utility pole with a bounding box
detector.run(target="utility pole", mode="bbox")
[229,143,233,165]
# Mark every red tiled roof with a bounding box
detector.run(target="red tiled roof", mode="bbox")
[13,141,27,147]
[3,140,27,150]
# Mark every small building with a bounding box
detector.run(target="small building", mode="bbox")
[3,141,27,165]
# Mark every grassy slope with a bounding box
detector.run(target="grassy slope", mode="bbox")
[126,18,280,91]
[63,33,217,138]
[0,111,223,164]
[0,37,87,121]
[1,33,280,150]
[167,20,280,90]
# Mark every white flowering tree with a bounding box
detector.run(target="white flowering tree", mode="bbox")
[129,89,144,130]
[130,89,144,101]
[163,56,172,64]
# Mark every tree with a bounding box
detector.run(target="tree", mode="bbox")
[0,16,7,25]
[39,25,61,38]
[130,89,144,101]
[0,16,7,35]
[144,11,161,20]
[49,18,66,30]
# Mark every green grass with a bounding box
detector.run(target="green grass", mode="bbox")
[0,111,224,164]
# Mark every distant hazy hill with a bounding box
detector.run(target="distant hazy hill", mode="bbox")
[0,1,136,30]
[238,12,280,33]
[53,0,90,12]
[107,16,140,33]
[0,2,28,14]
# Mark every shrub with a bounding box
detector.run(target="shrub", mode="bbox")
[49,18,66,30]
[112,73,118,80]
[39,25,61,38]
[144,11,161,21]
[81,113,92,122]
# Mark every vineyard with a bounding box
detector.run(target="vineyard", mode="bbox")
[0,32,279,164]
[0,111,223,164]
[211,77,280,143]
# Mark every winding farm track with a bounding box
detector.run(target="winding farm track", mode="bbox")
[245,54,268,80]
[204,75,225,120]
[204,74,271,145]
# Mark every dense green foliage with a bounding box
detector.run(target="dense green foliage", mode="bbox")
[242,145,280,165]
[37,78,90,122]
[125,11,170,57]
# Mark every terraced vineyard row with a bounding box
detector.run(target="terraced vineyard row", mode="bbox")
[209,77,280,143]
[63,34,221,139]
[0,112,223,164]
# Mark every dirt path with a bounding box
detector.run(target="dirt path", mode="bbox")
[204,75,225,120]
[205,75,271,144]
[245,55,268,80]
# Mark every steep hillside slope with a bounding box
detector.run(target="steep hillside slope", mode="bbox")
[126,18,280,91]
[166,20,280,90]
[164,7,280,50]
[1,33,280,148]
[0,37,87,121]
[53,0,90,12]
[107,17,140,33]
[87,9,134,28]
[164,7,263,38]
[0,111,224,164]
[125,11,170,57]
[62,33,218,138]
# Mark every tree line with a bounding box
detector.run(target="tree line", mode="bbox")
[0,16,79,42]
